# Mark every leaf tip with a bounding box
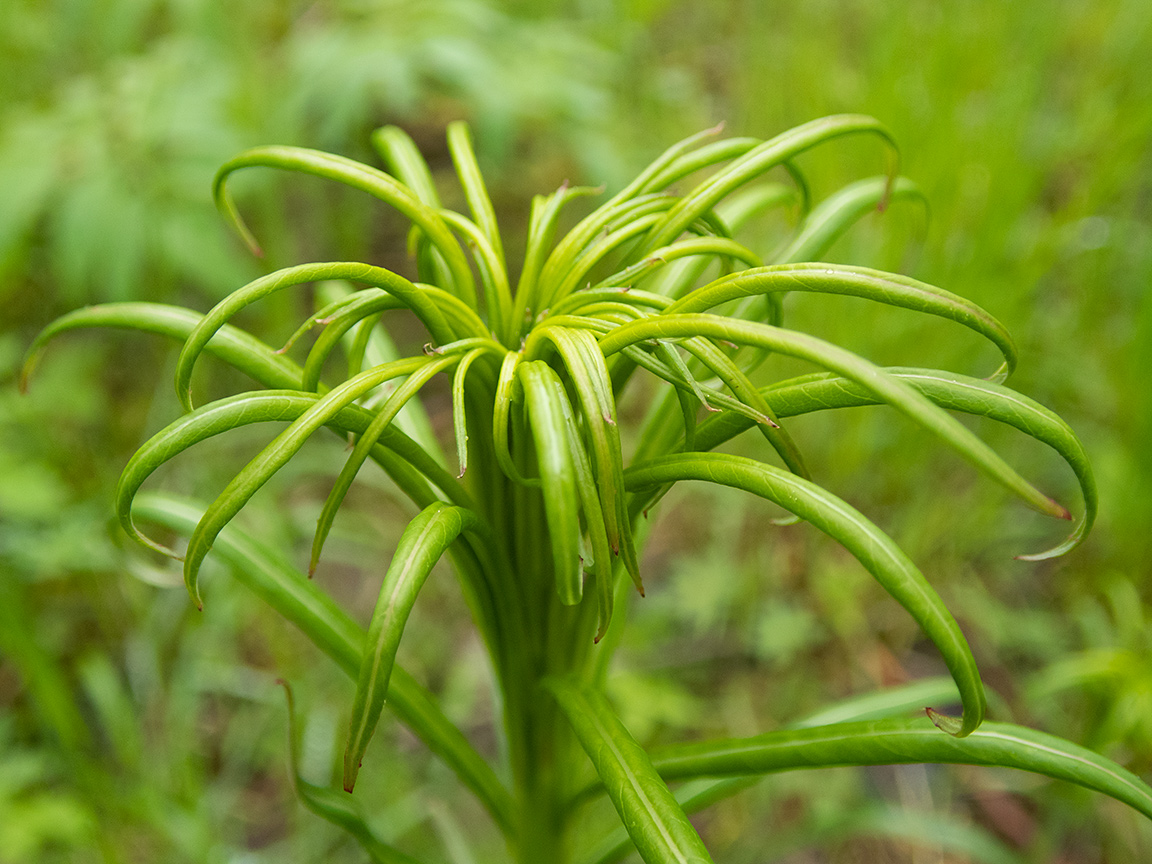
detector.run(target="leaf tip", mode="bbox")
[926,706,964,736]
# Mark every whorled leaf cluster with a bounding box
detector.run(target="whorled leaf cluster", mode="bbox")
[24,116,1142,864]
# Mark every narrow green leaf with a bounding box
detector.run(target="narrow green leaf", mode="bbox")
[508,184,603,344]
[667,263,1017,380]
[214,146,475,305]
[345,503,478,792]
[372,126,442,208]
[649,715,1152,822]
[526,326,641,594]
[639,115,898,255]
[182,358,430,607]
[279,681,428,864]
[558,380,617,639]
[451,348,486,478]
[491,350,539,487]
[300,290,406,391]
[775,176,926,264]
[693,367,1095,558]
[134,493,515,834]
[447,121,505,267]
[439,208,510,340]
[519,361,584,605]
[21,302,302,395]
[115,389,480,560]
[545,677,715,864]
[601,315,1070,521]
[311,354,461,575]
[175,262,457,410]
[624,452,986,736]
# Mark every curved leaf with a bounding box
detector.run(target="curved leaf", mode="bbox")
[600,315,1070,521]
[775,175,926,265]
[639,115,898,255]
[175,262,458,410]
[134,493,514,835]
[214,145,475,305]
[526,326,641,593]
[21,302,302,395]
[116,390,448,558]
[693,367,1095,559]
[667,263,1016,380]
[624,452,985,736]
[345,503,478,792]
[279,681,428,864]
[649,716,1152,822]
[519,361,584,605]
[181,358,431,606]
[312,354,462,576]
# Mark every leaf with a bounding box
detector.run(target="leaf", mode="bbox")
[447,121,505,268]
[278,681,429,864]
[519,361,584,605]
[213,145,475,305]
[600,315,1071,522]
[693,367,1095,559]
[344,503,478,792]
[624,452,986,736]
[174,261,458,410]
[648,716,1152,822]
[526,326,641,594]
[775,175,926,265]
[667,263,1017,380]
[181,358,433,606]
[545,677,715,864]
[311,354,462,576]
[133,493,514,835]
[638,115,898,255]
[20,302,301,395]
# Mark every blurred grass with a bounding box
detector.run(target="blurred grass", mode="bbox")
[1,0,1150,861]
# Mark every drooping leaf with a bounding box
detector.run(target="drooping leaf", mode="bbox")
[624,452,986,736]
[134,493,514,834]
[344,503,479,792]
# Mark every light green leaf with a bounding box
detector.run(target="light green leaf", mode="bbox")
[134,493,514,835]
[175,262,458,410]
[649,716,1152,822]
[601,315,1070,521]
[546,677,715,864]
[214,145,475,305]
[345,503,478,792]
[693,367,1095,559]
[667,263,1016,380]
[519,361,584,605]
[624,452,985,736]
[279,681,429,864]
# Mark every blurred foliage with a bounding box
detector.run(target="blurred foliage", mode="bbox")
[2,0,1150,861]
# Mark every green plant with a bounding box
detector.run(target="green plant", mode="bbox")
[22,115,1146,863]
